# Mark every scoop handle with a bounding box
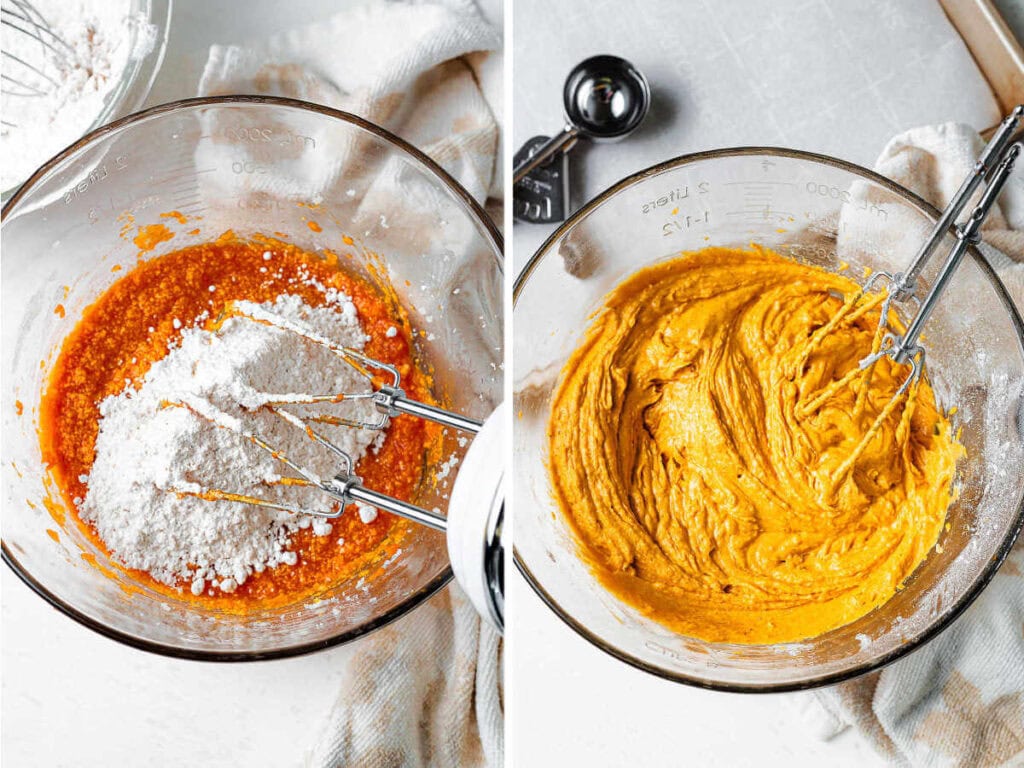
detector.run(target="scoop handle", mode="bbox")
[512,126,580,184]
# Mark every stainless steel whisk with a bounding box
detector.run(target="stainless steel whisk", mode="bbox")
[797,106,1024,484]
[1,0,73,128]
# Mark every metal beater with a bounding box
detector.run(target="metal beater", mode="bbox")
[1,0,72,127]
[173,302,505,629]
[797,107,1023,486]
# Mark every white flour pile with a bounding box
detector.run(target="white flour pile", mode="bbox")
[1,0,155,190]
[81,290,388,596]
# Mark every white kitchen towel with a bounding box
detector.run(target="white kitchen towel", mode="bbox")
[308,585,503,768]
[791,122,1024,768]
[197,0,501,205]
[196,3,503,767]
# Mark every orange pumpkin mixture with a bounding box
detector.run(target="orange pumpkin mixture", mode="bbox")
[548,246,962,643]
[40,235,439,610]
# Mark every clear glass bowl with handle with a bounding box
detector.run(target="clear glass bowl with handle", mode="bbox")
[2,96,503,660]
[513,147,1024,691]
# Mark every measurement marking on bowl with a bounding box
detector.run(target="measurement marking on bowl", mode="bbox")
[804,181,889,220]
[639,181,710,215]
[231,160,269,175]
[84,191,153,224]
[725,208,796,221]
[236,198,288,211]
[170,182,201,197]
[723,180,799,189]
[169,197,204,214]
[171,188,201,203]
[644,640,684,661]
[172,200,206,215]
[662,210,711,236]
[62,155,130,205]
[156,166,217,186]
[222,126,316,149]
[166,182,205,199]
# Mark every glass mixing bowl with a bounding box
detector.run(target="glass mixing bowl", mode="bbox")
[1,0,172,201]
[513,147,1024,691]
[2,96,503,660]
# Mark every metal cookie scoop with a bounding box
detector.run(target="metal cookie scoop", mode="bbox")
[514,55,651,223]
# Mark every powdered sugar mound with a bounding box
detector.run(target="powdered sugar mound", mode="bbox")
[81,292,388,593]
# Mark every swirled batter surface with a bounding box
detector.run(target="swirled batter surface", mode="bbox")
[548,246,962,644]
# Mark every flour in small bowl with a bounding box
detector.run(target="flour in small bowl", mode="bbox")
[1,0,155,191]
[81,291,387,595]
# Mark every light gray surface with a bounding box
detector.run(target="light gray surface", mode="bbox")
[508,578,888,768]
[1,2,500,767]
[511,0,1003,272]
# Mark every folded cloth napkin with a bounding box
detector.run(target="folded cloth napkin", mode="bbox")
[790,123,1024,768]
[308,586,503,768]
[197,3,503,767]
[198,0,501,205]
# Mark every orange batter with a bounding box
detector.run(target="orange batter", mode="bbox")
[548,246,963,644]
[41,234,438,610]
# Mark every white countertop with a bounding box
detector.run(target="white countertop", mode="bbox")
[507,581,886,768]
[510,0,1003,267]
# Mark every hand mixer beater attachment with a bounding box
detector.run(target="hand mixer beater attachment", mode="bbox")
[797,107,1024,488]
[174,301,505,629]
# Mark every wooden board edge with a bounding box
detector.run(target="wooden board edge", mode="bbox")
[939,0,1024,135]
